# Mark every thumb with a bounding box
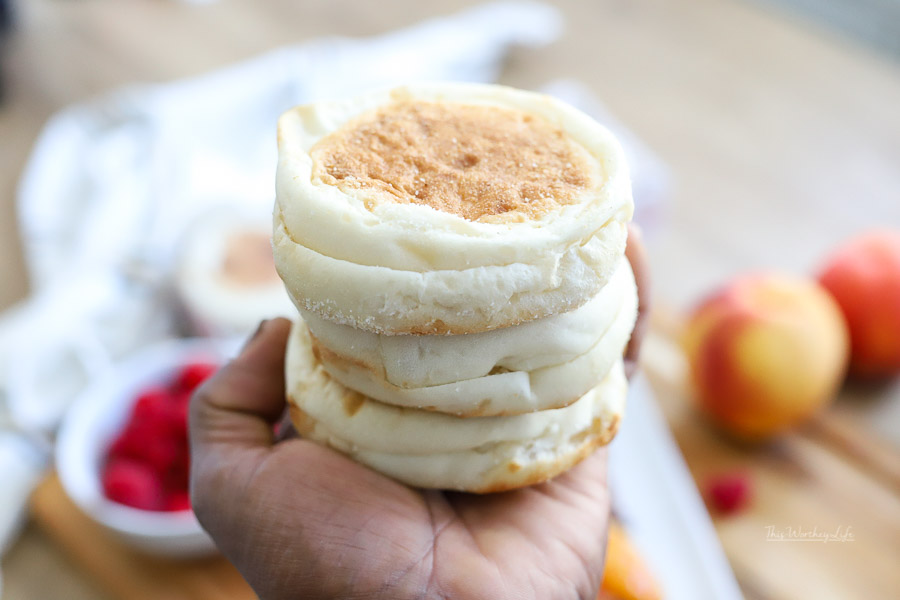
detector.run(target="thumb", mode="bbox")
[189,318,292,460]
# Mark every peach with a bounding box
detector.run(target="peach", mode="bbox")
[818,230,900,378]
[683,273,849,440]
[599,522,663,600]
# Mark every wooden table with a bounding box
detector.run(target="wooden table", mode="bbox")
[1,1,898,599]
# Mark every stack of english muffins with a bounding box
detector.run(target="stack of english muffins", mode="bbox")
[273,83,636,493]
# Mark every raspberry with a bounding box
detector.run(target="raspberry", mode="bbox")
[103,361,207,512]
[165,399,190,438]
[132,387,172,423]
[172,390,192,407]
[141,437,182,477]
[108,422,157,461]
[163,457,190,493]
[102,459,165,511]
[705,472,752,515]
[164,491,192,512]
[174,362,218,393]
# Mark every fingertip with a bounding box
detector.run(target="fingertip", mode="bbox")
[189,319,294,453]
[624,222,650,378]
[239,318,293,358]
[626,221,643,239]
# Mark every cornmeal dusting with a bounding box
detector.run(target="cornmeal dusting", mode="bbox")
[310,100,596,222]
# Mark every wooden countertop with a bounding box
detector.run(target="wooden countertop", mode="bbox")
[1,1,898,599]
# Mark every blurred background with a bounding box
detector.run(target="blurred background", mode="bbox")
[1,1,898,599]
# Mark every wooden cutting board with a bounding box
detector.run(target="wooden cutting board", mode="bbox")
[641,311,900,600]
[28,314,900,600]
[29,475,256,600]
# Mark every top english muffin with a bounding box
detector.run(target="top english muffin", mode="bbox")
[273,83,633,335]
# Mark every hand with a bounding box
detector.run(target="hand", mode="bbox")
[624,223,651,378]
[190,229,649,600]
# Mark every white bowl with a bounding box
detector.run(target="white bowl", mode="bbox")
[56,336,240,558]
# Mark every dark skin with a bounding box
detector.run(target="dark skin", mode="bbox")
[189,225,650,600]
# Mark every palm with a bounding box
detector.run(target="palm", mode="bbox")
[211,438,609,600]
[189,279,650,600]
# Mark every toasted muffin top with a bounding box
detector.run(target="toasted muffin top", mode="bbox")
[310,100,597,223]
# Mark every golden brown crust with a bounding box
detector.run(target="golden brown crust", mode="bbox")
[287,398,621,494]
[288,403,317,438]
[310,100,596,223]
[284,271,568,336]
[468,413,620,494]
[312,340,592,418]
[277,218,628,336]
[341,392,366,418]
[309,332,381,377]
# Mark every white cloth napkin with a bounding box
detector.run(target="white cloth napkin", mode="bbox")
[0,0,564,556]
